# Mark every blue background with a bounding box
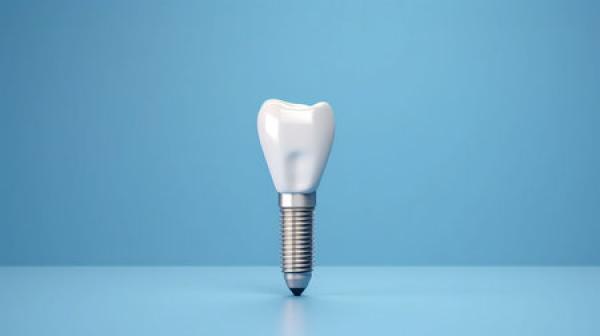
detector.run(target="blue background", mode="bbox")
[1,0,599,265]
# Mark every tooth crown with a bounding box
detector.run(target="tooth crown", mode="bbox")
[257,99,335,193]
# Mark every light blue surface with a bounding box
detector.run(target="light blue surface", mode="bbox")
[1,267,599,335]
[1,0,600,265]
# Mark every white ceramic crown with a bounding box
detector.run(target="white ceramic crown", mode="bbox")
[257,99,335,193]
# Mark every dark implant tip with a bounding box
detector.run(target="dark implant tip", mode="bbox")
[290,288,305,296]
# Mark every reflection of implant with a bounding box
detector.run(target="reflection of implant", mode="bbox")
[257,99,335,296]
[281,297,307,336]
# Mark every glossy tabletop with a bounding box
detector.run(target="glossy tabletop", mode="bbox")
[1,267,598,335]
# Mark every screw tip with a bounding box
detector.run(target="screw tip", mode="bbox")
[290,288,305,296]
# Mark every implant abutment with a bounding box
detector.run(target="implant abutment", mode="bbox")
[279,193,315,276]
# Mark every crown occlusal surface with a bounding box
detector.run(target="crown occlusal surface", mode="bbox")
[257,99,335,193]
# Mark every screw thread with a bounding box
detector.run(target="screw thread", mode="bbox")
[280,207,314,273]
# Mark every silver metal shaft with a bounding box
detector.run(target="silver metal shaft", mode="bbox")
[279,192,315,296]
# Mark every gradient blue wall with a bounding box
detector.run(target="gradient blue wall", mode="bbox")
[1,0,599,265]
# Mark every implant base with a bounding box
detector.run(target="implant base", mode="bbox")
[280,193,315,296]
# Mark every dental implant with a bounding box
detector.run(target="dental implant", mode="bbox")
[257,99,335,296]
